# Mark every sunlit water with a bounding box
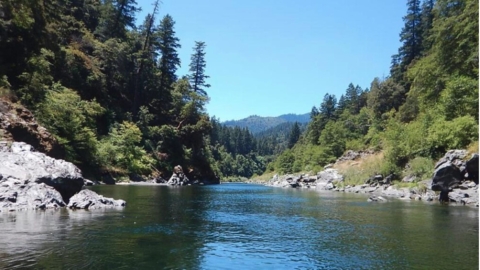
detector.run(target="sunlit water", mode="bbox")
[0,183,478,269]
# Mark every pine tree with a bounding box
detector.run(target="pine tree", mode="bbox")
[310,106,319,119]
[133,0,160,119]
[188,41,210,96]
[420,0,436,54]
[344,83,361,114]
[336,94,347,117]
[96,0,140,40]
[319,93,337,120]
[157,14,181,94]
[391,0,423,84]
[288,122,301,148]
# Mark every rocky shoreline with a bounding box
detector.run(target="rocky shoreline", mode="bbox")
[0,142,125,212]
[259,150,479,207]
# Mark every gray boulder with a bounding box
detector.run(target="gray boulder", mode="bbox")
[68,189,126,209]
[465,154,479,184]
[167,165,191,186]
[434,149,467,169]
[0,178,65,211]
[431,162,464,191]
[0,142,84,202]
[317,168,343,183]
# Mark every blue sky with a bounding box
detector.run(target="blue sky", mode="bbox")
[135,0,406,121]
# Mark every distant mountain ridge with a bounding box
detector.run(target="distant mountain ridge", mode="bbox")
[223,113,310,134]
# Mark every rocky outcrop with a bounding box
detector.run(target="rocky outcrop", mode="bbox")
[0,142,125,211]
[465,154,479,184]
[264,149,479,207]
[335,150,374,164]
[431,150,479,203]
[68,189,126,209]
[167,165,192,186]
[0,98,64,158]
[0,179,66,210]
[0,142,84,203]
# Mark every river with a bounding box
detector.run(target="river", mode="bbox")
[0,183,478,269]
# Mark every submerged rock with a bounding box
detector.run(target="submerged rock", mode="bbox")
[68,189,126,209]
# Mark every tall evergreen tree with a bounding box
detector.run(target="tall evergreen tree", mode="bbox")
[288,122,301,148]
[157,14,181,94]
[96,0,140,40]
[133,0,160,119]
[188,41,210,96]
[310,106,319,119]
[319,93,337,120]
[420,0,436,54]
[344,83,361,114]
[391,0,423,84]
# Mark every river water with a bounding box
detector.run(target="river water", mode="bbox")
[0,183,478,269]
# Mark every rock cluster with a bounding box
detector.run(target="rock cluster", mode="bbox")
[431,150,478,204]
[167,165,194,186]
[335,150,375,164]
[68,189,125,209]
[266,149,479,207]
[0,142,125,211]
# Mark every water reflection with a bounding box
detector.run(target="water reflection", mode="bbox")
[0,184,477,269]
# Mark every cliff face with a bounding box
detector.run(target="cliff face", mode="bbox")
[0,98,64,159]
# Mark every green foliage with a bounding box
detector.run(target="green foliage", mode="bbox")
[287,122,301,148]
[406,157,435,180]
[17,49,54,107]
[439,76,478,120]
[98,121,154,175]
[37,84,104,166]
[367,78,406,118]
[275,149,295,174]
[0,75,13,98]
[427,115,478,154]
[318,120,347,158]
[188,41,210,96]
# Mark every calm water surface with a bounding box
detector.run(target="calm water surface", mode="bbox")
[0,183,478,269]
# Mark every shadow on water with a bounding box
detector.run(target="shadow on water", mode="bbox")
[0,183,477,269]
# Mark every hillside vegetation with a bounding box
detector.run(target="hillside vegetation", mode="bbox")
[0,0,477,183]
[269,0,478,183]
[224,113,309,134]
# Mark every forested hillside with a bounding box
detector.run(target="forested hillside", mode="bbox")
[0,0,290,181]
[0,0,476,183]
[224,113,309,134]
[0,0,254,181]
[270,0,478,178]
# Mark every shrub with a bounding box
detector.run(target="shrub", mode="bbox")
[406,157,435,180]
[97,121,155,175]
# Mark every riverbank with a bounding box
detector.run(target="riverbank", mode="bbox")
[251,150,479,207]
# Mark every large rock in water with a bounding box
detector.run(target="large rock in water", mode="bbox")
[430,150,478,203]
[0,142,83,202]
[431,162,464,190]
[0,142,84,204]
[68,189,126,209]
[465,154,479,184]
[0,179,66,211]
[167,165,191,186]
